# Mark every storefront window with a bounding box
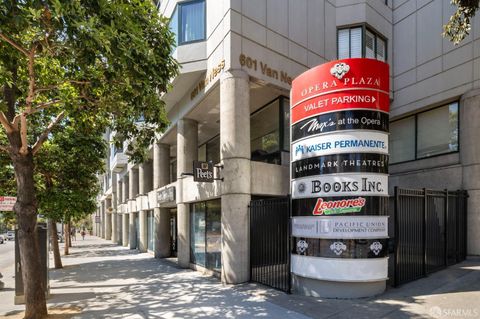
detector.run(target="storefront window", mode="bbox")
[190,199,221,271]
[147,211,154,251]
[206,200,221,271]
[190,202,206,267]
[250,97,290,165]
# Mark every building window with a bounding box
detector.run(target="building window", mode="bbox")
[250,97,290,165]
[147,211,154,251]
[169,0,206,46]
[170,159,177,183]
[390,102,459,164]
[338,26,387,61]
[190,199,221,272]
[198,135,220,164]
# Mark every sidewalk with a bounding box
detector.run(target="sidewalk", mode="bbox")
[1,236,479,318]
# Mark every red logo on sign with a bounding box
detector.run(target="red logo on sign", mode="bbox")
[312,197,367,215]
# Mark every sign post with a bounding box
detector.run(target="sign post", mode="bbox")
[290,58,389,298]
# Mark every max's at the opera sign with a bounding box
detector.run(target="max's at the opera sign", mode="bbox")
[292,110,389,141]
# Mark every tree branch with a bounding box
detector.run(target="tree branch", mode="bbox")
[19,114,29,155]
[35,80,91,96]
[0,32,29,56]
[0,112,14,134]
[26,47,36,112]
[26,99,62,115]
[32,111,65,155]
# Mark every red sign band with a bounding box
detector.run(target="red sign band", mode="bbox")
[291,90,389,124]
[291,58,390,106]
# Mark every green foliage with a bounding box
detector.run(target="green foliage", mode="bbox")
[443,0,480,45]
[0,0,178,161]
[35,119,106,222]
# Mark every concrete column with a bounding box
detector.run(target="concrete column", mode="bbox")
[117,176,123,205]
[177,119,198,267]
[220,70,251,284]
[460,89,480,255]
[101,201,105,238]
[139,160,153,194]
[154,143,170,189]
[122,213,129,247]
[111,174,118,243]
[154,143,172,258]
[129,168,139,249]
[105,198,112,240]
[122,176,129,203]
[129,168,139,199]
[138,161,153,252]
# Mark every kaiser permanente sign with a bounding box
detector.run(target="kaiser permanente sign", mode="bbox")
[290,58,390,297]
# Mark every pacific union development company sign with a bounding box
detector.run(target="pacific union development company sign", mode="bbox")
[290,58,390,285]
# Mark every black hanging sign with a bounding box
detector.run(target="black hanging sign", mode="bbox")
[193,161,214,183]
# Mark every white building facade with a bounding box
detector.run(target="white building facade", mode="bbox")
[95,0,480,296]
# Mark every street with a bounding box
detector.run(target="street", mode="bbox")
[0,239,15,275]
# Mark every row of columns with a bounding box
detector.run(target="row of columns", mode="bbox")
[100,70,251,283]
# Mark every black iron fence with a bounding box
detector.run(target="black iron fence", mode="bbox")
[393,187,468,287]
[249,197,291,293]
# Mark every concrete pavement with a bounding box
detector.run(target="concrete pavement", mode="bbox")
[0,236,479,318]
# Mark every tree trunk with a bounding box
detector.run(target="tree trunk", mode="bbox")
[11,149,48,318]
[49,219,62,269]
[69,222,73,247]
[64,222,70,255]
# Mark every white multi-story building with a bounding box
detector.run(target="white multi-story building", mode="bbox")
[95,0,480,297]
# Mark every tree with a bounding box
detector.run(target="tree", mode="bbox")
[0,1,178,317]
[36,119,106,268]
[443,0,480,44]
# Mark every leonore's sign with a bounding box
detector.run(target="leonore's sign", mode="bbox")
[290,58,390,293]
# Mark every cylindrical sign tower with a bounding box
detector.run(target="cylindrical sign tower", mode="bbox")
[290,58,390,298]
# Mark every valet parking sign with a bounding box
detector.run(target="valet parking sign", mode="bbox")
[290,58,390,281]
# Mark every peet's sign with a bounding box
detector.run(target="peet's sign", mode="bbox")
[0,196,16,211]
[193,161,214,183]
[157,186,176,204]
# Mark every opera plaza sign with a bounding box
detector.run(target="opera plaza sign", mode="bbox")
[290,58,390,292]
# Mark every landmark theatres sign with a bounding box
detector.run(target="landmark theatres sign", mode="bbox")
[290,58,390,283]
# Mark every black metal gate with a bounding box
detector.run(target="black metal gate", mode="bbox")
[250,197,291,293]
[393,187,468,286]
